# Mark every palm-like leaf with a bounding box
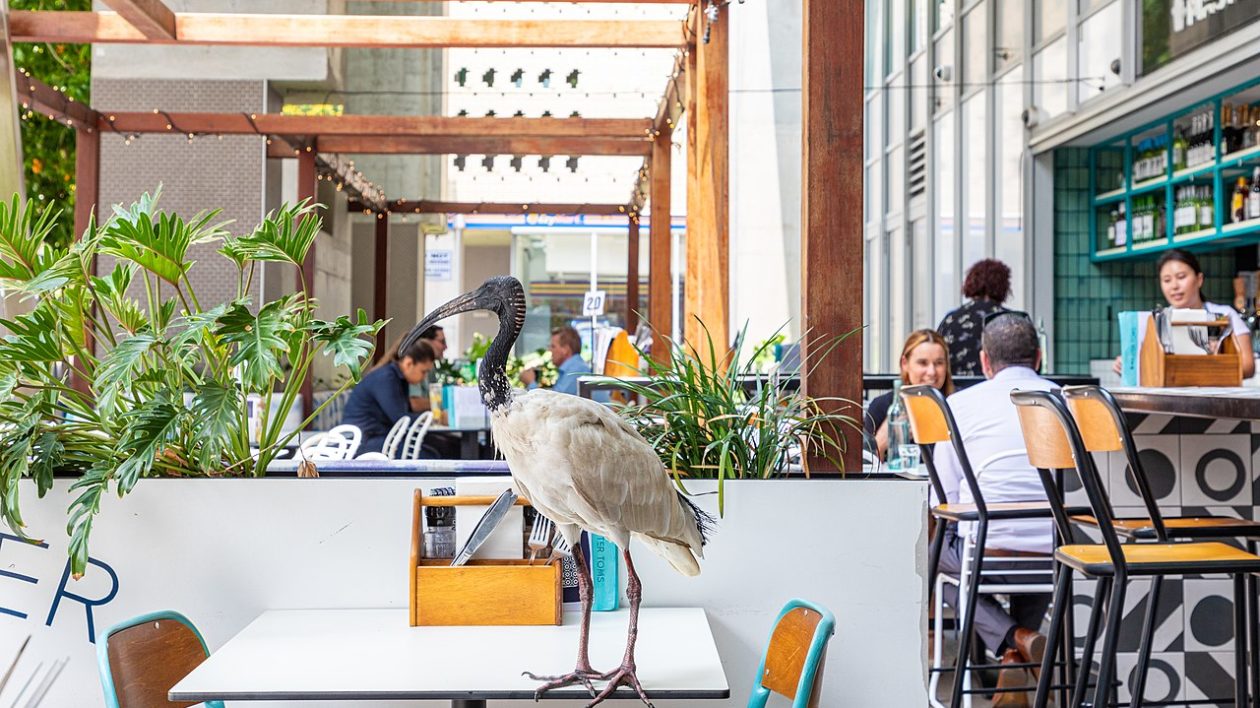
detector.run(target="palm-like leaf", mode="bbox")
[224,201,321,268]
[94,332,158,393]
[0,195,61,285]
[112,392,182,494]
[215,300,294,389]
[100,195,229,286]
[190,381,242,470]
[309,309,385,380]
[0,305,64,361]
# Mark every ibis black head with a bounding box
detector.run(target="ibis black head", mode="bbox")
[398,275,527,364]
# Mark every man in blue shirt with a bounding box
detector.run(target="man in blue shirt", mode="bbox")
[341,339,436,454]
[520,326,590,396]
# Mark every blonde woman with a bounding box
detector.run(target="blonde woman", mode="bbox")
[866,329,955,459]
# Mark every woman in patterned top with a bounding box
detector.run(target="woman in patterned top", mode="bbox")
[936,259,1011,376]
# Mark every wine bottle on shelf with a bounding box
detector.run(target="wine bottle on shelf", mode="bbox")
[1250,167,1260,221]
[1234,177,1249,223]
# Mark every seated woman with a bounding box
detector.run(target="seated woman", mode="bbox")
[340,338,436,455]
[864,329,954,459]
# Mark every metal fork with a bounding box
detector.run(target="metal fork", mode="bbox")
[527,515,554,565]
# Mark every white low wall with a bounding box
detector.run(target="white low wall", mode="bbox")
[1,476,927,707]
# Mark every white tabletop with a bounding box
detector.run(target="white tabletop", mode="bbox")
[170,607,729,702]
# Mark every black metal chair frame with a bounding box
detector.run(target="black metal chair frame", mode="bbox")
[1011,389,1260,708]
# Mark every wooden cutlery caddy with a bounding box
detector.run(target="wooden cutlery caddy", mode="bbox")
[1139,317,1241,387]
[409,490,562,627]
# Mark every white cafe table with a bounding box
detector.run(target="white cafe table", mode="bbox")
[170,607,729,707]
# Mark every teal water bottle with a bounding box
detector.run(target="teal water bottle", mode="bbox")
[589,533,620,611]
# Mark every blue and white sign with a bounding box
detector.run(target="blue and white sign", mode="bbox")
[425,249,453,281]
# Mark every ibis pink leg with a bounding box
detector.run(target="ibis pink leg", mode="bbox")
[524,544,602,698]
[586,549,653,708]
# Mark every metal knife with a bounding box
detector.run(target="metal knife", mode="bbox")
[450,488,518,566]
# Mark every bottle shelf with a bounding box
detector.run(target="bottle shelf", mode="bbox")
[1220,144,1260,168]
[1132,237,1170,251]
[1093,187,1127,205]
[1173,226,1218,243]
[1221,218,1260,236]
[1171,163,1216,183]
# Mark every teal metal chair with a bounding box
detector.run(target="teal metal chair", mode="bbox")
[748,598,836,708]
[97,610,223,708]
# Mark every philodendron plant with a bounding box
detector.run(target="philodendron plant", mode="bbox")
[0,190,384,576]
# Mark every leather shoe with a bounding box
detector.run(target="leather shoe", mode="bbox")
[992,649,1032,707]
[1012,626,1046,665]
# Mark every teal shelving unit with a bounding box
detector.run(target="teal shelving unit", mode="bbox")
[1088,75,1260,262]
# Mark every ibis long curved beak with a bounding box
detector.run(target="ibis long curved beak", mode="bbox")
[398,288,489,356]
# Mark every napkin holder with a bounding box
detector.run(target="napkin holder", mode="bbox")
[1138,317,1241,387]
[409,490,562,627]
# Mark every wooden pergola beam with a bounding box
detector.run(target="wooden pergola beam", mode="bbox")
[316,135,651,157]
[10,12,686,48]
[349,200,631,216]
[99,112,652,139]
[99,0,175,39]
[14,71,98,130]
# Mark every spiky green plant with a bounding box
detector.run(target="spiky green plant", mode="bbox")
[0,190,384,576]
[617,321,860,514]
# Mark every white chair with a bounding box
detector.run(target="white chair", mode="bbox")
[400,411,434,460]
[300,424,362,461]
[381,416,411,459]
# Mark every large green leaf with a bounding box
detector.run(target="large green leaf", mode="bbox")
[0,194,61,285]
[0,304,63,361]
[309,309,385,380]
[100,193,229,286]
[223,201,321,268]
[92,264,147,334]
[215,300,294,389]
[94,332,158,393]
[189,381,241,470]
[113,392,182,494]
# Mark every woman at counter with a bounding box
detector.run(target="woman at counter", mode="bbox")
[1113,249,1255,379]
[866,329,955,458]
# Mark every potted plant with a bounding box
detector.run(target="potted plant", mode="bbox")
[0,190,383,575]
[617,322,860,513]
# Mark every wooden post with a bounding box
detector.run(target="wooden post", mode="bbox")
[297,150,317,420]
[801,0,863,473]
[685,6,729,360]
[649,132,672,362]
[626,215,640,333]
[71,126,100,397]
[374,213,389,361]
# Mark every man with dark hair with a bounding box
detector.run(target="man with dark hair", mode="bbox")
[933,313,1055,705]
[520,325,590,396]
[342,338,436,455]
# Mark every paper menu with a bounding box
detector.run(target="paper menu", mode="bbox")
[1168,308,1209,355]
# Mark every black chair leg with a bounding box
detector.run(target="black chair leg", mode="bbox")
[1074,577,1111,708]
[928,519,947,605]
[1060,570,1077,708]
[1090,576,1127,708]
[1236,573,1249,708]
[1247,542,1259,708]
[1035,564,1072,708]
[1129,576,1162,708]
[949,528,987,708]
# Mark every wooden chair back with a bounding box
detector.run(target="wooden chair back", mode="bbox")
[900,385,951,444]
[96,611,222,708]
[748,599,836,708]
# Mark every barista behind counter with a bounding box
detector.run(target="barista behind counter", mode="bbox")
[1113,249,1255,380]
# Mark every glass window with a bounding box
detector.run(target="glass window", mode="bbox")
[1035,0,1066,44]
[935,0,954,30]
[933,112,957,323]
[934,30,955,112]
[1034,37,1068,117]
[865,95,880,161]
[867,231,887,368]
[887,85,905,145]
[911,219,932,328]
[910,56,928,130]
[866,161,882,224]
[961,93,987,267]
[994,68,1024,306]
[889,226,908,355]
[1076,1,1121,105]
[911,0,928,52]
[962,7,986,91]
[887,144,905,214]
[866,0,882,86]
[887,0,906,76]
[1078,0,1110,15]
[995,0,1023,72]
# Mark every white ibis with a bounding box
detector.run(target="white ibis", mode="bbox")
[399,276,712,707]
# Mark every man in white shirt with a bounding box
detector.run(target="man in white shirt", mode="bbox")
[933,313,1056,706]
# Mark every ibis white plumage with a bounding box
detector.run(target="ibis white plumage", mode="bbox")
[399,276,712,707]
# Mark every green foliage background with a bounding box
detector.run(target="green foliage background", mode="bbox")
[12,0,92,248]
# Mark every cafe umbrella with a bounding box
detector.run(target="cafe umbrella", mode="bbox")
[398,276,713,707]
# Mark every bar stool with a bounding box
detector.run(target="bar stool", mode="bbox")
[901,384,1083,708]
[1061,385,1260,706]
[1010,389,1260,708]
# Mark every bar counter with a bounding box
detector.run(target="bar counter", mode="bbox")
[1110,386,1260,420]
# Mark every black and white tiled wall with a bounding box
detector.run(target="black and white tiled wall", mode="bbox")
[1059,413,1257,705]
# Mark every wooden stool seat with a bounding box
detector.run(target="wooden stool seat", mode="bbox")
[1071,514,1260,540]
[1055,541,1260,576]
[934,501,1090,522]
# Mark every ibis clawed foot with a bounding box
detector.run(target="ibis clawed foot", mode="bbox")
[525,543,602,699]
